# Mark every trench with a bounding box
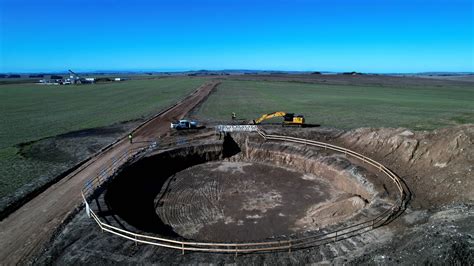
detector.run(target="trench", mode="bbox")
[103,134,389,242]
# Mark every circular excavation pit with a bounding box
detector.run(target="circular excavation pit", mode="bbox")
[98,133,400,245]
[155,161,361,242]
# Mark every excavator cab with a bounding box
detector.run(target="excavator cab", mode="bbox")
[294,115,305,124]
[283,113,305,125]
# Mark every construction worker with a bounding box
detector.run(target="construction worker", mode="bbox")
[232,112,236,120]
[128,133,133,144]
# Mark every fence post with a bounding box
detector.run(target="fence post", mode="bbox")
[288,240,291,254]
[335,231,338,242]
[235,245,238,257]
[182,243,184,255]
[135,235,137,246]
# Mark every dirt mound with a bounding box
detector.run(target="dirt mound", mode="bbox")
[337,124,473,208]
[294,195,367,231]
[349,204,474,265]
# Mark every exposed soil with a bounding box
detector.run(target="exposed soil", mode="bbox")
[97,135,387,242]
[350,204,474,265]
[35,129,399,263]
[265,124,473,209]
[155,161,344,242]
[34,124,473,264]
[337,125,473,209]
[18,122,143,162]
[3,73,472,264]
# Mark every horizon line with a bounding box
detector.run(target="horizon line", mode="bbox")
[1,69,473,75]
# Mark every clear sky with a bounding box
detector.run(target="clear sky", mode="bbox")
[0,0,472,73]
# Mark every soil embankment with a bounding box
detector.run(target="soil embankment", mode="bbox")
[337,125,474,208]
[263,124,473,208]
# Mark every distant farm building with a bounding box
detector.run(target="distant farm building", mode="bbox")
[37,71,95,85]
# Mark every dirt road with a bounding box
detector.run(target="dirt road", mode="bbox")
[0,81,219,264]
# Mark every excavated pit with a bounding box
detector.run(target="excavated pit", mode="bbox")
[103,134,394,242]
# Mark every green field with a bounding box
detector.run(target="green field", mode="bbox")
[2,76,473,206]
[0,77,206,199]
[196,79,474,130]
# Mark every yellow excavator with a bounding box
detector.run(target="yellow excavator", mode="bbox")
[252,111,305,126]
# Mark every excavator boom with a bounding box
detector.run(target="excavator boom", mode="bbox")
[254,111,287,124]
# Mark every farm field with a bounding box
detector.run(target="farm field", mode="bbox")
[0,77,206,201]
[195,77,474,130]
[1,74,472,265]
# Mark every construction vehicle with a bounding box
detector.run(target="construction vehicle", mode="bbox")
[252,112,305,126]
[171,119,199,130]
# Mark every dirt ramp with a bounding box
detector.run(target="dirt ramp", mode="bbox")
[294,195,367,231]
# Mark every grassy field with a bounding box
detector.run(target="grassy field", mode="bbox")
[0,77,206,199]
[196,79,474,130]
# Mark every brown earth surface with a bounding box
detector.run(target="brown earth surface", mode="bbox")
[34,125,473,264]
[268,124,473,208]
[155,161,350,242]
[337,125,474,209]
[92,136,389,244]
[0,81,219,264]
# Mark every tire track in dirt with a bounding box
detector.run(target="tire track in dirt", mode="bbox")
[0,81,219,264]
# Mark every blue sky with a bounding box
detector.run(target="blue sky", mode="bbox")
[0,0,472,73]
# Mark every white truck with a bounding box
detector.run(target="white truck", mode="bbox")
[170,119,199,130]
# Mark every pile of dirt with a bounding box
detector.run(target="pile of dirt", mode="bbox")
[295,195,367,231]
[264,124,473,209]
[349,204,473,265]
[336,124,473,209]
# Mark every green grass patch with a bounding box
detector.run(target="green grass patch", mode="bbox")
[0,77,206,199]
[0,78,206,149]
[196,80,474,130]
